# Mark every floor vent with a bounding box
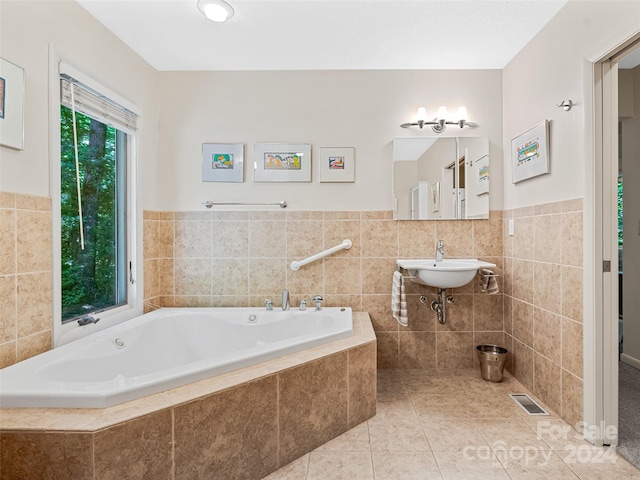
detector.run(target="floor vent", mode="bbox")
[509,394,549,415]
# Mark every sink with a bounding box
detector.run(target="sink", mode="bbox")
[396,259,497,289]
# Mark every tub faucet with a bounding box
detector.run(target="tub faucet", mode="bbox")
[435,240,445,262]
[282,289,290,311]
[313,295,323,311]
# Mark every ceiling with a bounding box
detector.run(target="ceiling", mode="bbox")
[77,0,568,71]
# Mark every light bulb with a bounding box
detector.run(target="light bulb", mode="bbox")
[416,107,428,122]
[203,3,229,22]
[437,106,448,121]
[457,106,468,121]
[197,0,235,23]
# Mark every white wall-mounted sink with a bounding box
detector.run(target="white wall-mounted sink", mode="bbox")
[396,259,497,289]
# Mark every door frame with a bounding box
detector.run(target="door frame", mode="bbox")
[587,33,640,447]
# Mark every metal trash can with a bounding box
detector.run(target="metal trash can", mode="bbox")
[476,345,508,382]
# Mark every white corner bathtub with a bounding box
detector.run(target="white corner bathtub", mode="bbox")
[0,307,353,409]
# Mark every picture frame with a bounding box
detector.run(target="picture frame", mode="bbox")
[476,155,490,195]
[431,181,440,213]
[512,120,550,183]
[319,147,355,183]
[254,143,311,182]
[202,143,244,182]
[0,58,25,150]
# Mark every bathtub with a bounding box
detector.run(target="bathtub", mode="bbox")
[0,307,353,409]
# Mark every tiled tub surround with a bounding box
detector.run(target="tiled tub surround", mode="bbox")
[144,209,505,371]
[0,313,376,479]
[502,199,584,428]
[0,192,53,368]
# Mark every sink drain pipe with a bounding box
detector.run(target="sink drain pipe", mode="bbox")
[430,288,455,324]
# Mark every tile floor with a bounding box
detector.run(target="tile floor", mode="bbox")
[264,369,640,480]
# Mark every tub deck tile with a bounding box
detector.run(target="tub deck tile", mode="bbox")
[0,431,93,480]
[278,351,349,467]
[174,375,278,480]
[94,409,173,480]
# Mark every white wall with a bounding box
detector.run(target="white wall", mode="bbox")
[0,0,159,203]
[503,0,640,210]
[416,137,456,219]
[157,70,503,212]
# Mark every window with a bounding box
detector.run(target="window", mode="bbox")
[57,65,139,326]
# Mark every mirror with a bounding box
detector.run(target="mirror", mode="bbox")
[392,137,489,220]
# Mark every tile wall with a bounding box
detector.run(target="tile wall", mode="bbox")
[502,199,584,427]
[144,209,505,371]
[0,194,584,428]
[0,192,52,368]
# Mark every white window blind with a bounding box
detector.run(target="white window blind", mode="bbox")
[59,68,138,135]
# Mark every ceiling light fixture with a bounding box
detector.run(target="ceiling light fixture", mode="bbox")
[401,106,477,133]
[197,0,235,23]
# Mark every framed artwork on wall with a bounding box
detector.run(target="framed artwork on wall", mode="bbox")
[511,120,550,183]
[319,147,355,183]
[0,58,25,150]
[202,143,244,182]
[476,155,490,195]
[254,143,311,182]
[431,181,440,213]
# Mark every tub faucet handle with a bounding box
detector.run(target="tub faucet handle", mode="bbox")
[265,299,273,311]
[299,299,307,311]
[313,295,323,311]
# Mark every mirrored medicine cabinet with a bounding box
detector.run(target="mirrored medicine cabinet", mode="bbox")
[392,137,490,220]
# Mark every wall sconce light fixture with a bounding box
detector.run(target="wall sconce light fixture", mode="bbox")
[197,0,235,22]
[400,106,477,133]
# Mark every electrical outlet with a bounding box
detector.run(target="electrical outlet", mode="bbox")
[508,219,515,236]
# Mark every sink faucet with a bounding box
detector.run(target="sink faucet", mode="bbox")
[282,289,290,311]
[435,240,445,262]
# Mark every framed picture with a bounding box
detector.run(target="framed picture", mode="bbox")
[476,155,489,195]
[254,143,311,182]
[202,143,244,182]
[431,181,440,213]
[512,120,550,183]
[319,147,355,183]
[0,58,25,150]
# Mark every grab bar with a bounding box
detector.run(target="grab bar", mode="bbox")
[290,239,352,271]
[202,200,287,209]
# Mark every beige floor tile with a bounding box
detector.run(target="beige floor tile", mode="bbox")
[306,451,374,480]
[314,421,370,452]
[374,394,417,419]
[372,451,443,480]
[474,418,551,451]
[403,374,460,396]
[522,418,592,450]
[432,449,511,480]
[563,450,640,479]
[368,418,430,452]
[461,393,524,418]
[411,394,471,419]
[263,454,309,480]
[377,371,407,395]
[498,451,579,479]
[421,418,489,451]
